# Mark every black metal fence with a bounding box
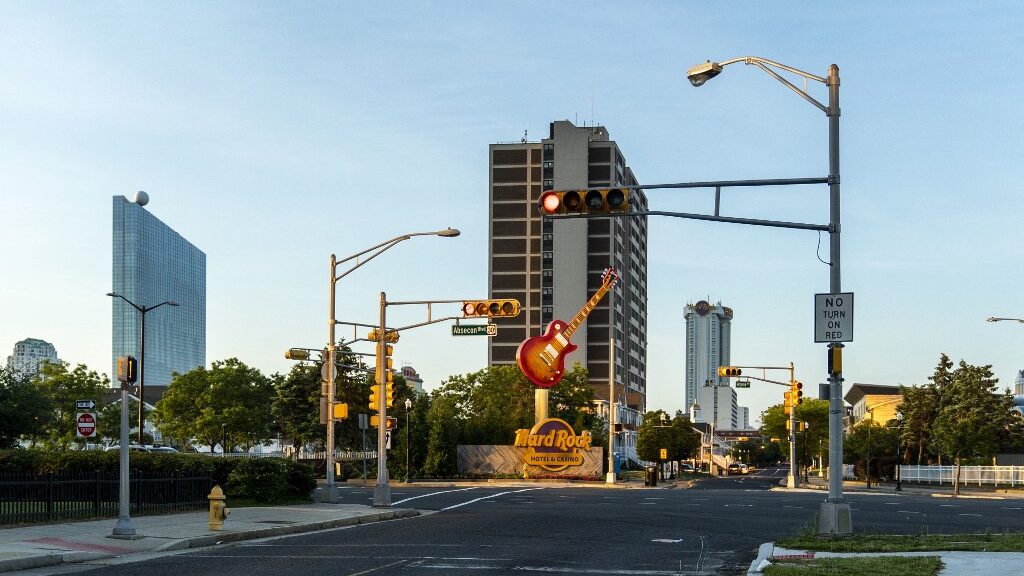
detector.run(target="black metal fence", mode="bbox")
[0,471,212,525]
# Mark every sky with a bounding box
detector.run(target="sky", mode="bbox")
[1,1,1021,426]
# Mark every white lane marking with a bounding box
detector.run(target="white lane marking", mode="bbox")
[939,504,959,507]
[652,538,683,543]
[898,510,921,514]
[415,564,686,574]
[392,487,479,505]
[441,488,544,511]
[959,513,983,517]
[1003,507,1024,510]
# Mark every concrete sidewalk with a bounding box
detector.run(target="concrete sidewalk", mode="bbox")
[748,542,1024,575]
[0,503,417,573]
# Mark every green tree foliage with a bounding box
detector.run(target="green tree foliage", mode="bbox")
[423,393,461,477]
[636,410,700,463]
[929,359,1013,494]
[96,396,153,446]
[896,382,941,464]
[153,358,276,452]
[759,399,830,469]
[34,362,109,449]
[0,367,51,447]
[844,418,897,479]
[272,363,323,452]
[549,363,599,435]
[431,364,534,445]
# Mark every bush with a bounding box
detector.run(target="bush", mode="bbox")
[225,458,315,504]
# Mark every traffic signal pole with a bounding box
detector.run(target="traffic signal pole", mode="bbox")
[787,363,799,489]
[373,292,391,507]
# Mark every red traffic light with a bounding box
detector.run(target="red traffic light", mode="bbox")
[540,191,561,214]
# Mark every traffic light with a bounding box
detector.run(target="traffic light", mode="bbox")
[537,188,630,215]
[461,299,521,317]
[369,384,381,412]
[117,356,138,384]
[790,381,804,406]
[385,382,395,408]
[284,348,310,361]
[718,366,742,378]
[367,329,400,343]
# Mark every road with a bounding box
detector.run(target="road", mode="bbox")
[38,467,1024,576]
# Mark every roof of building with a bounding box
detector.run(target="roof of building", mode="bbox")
[844,383,902,406]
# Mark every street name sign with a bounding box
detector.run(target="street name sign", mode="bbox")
[75,412,97,438]
[451,324,497,337]
[814,292,854,343]
[735,380,751,388]
[76,399,96,410]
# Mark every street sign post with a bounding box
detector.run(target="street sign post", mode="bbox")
[814,292,854,343]
[451,324,497,337]
[75,412,97,438]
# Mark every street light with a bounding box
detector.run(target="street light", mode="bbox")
[107,293,179,445]
[405,397,412,483]
[688,55,848,534]
[894,411,904,491]
[325,228,459,504]
[106,292,178,539]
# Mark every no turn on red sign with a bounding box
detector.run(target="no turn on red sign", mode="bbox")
[76,412,97,438]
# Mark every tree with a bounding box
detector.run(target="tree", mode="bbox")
[422,393,461,477]
[34,362,109,449]
[929,360,1011,495]
[0,366,51,447]
[272,363,323,452]
[153,358,276,452]
[896,383,940,464]
[844,418,896,481]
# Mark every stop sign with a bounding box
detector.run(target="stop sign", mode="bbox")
[76,412,97,438]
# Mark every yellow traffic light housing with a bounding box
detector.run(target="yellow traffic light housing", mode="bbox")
[828,347,842,375]
[538,188,630,215]
[718,366,742,378]
[367,329,400,343]
[369,384,381,412]
[791,381,804,406]
[284,348,310,361]
[117,355,138,384]
[385,383,395,408]
[332,402,349,419]
[461,299,521,318]
[370,415,398,429]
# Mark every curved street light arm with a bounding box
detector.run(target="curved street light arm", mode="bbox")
[333,229,459,282]
[717,56,828,114]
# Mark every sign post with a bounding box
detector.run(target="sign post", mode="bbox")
[814,293,854,343]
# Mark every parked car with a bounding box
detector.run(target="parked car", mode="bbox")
[678,462,695,473]
[727,463,742,475]
[739,463,750,475]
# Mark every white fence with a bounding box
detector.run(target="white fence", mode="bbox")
[899,465,1024,487]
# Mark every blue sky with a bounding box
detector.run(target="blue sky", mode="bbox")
[2,2,1021,425]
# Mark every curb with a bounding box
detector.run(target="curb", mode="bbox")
[747,542,774,575]
[0,509,418,573]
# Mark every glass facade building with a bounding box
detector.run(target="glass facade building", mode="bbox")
[112,196,206,395]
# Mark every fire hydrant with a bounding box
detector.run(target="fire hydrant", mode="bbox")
[208,484,230,530]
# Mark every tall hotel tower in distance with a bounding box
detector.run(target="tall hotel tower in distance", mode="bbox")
[684,300,739,430]
[112,194,206,404]
[488,120,649,435]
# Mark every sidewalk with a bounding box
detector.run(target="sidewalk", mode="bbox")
[748,542,1024,575]
[775,474,1024,498]
[0,503,417,573]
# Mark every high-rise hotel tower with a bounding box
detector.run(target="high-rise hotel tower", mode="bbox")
[487,120,649,428]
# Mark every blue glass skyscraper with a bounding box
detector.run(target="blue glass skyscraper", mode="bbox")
[112,195,206,401]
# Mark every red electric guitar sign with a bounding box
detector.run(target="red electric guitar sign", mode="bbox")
[516,267,619,388]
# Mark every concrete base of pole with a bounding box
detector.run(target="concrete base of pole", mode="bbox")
[818,501,853,535]
[372,483,391,507]
[321,483,339,504]
[786,473,797,489]
[605,472,616,484]
[110,517,138,538]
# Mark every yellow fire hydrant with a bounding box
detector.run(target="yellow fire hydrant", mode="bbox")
[208,484,230,530]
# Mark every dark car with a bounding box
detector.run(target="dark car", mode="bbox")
[727,463,742,475]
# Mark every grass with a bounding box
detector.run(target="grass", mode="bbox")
[778,531,1024,553]
[764,556,942,576]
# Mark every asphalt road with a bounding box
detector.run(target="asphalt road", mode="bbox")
[40,467,1024,576]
